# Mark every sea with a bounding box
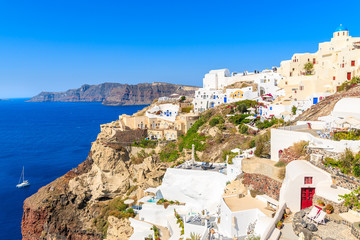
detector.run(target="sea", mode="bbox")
[0,99,146,240]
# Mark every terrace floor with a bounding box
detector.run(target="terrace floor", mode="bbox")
[223,195,275,217]
[175,161,226,173]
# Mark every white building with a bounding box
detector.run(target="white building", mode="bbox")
[146,103,180,122]
[279,160,350,212]
[193,69,284,112]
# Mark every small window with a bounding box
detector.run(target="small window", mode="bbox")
[351,60,355,66]
[304,177,313,184]
[333,76,336,80]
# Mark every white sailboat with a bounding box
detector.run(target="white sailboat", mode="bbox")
[16,166,30,188]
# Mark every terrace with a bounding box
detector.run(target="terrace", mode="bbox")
[223,195,275,218]
[175,161,227,174]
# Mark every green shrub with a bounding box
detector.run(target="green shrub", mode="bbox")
[275,161,286,167]
[237,103,248,113]
[209,115,224,127]
[132,139,157,148]
[222,150,237,163]
[353,165,360,177]
[181,107,192,113]
[254,131,271,158]
[239,124,249,134]
[249,139,256,148]
[178,114,210,151]
[160,142,180,162]
[209,117,220,127]
[337,76,360,91]
[230,114,251,125]
[92,197,132,237]
[325,157,340,168]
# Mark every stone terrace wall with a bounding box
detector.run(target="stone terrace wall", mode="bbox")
[242,173,282,200]
[312,195,348,214]
[107,129,148,146]
[309,149,360,191]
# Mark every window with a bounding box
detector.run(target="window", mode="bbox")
[351,60,355,66]
[333,76,336,80]
[313,58,316,64]
[304,177,313,184]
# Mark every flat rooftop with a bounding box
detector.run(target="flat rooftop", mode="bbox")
[223,195,275,217]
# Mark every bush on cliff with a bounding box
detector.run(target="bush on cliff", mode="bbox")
[209,115,224,127]
[160,142,180,162]
[92,197,134,237]
[178,113,211,151]
[254,131,270,158]
[132,139,157,148]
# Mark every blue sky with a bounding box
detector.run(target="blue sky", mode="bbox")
[0,0,359,98]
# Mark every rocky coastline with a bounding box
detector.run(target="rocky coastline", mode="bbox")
[27,82,199,106]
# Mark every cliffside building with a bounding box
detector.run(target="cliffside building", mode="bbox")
[193,69,284,112]
[118,103,199,140]
[278,25,360,106]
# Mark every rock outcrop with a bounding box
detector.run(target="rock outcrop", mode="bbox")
[295,85,360,121]
[27,82,199,106]
[22,121,169,240]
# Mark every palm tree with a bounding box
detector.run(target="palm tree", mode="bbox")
[190,232,201,240]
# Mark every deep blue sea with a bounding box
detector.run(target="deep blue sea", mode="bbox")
[0,99,146,240]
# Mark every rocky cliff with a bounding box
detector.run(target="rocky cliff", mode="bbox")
[27,82,199,105]
[295,85,360,121]
[21,121,170,240]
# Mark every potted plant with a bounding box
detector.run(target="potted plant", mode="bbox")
[277,221,283,229]
[325,204,334,214]
[317,199,325,207]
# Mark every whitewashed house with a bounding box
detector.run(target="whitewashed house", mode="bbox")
[279,160,350,212]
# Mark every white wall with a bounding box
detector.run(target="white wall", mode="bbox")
[129,218,154,240]
[184,222,207,239]
[218,199,269,238]
[160,168,227,213]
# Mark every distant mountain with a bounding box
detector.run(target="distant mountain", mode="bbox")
[27,82,199,105]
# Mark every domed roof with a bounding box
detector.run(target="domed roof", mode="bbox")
[332,98,360,118]
[335,24,348,32]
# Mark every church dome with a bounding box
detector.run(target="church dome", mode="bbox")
[335,24,348,32]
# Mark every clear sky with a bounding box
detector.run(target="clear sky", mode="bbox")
[0,0,360,98]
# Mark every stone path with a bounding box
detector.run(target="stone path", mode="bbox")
[280,222,298,240]
[316,220,357,240]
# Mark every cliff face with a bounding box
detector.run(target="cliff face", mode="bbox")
[22,121,169,240]
[27,82,199,105]
[295,85,360,121]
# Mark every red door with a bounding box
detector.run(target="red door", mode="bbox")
[347,72,352,80]
[301,188,315,209]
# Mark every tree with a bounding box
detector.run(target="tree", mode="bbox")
[180,96,186,102]
[291,105,297,115]
[304,62,314,75]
